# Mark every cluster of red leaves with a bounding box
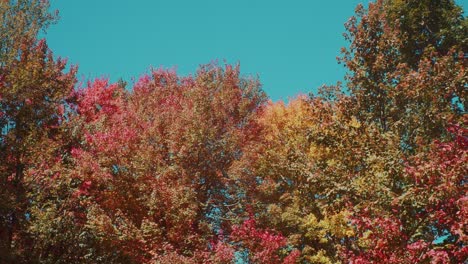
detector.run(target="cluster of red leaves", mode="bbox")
[230,216,300,264]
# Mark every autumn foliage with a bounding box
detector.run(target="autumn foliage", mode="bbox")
[0,0,467,263]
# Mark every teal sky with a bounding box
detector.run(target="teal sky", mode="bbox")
[47,0,468,101]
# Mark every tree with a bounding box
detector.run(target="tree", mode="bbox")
[0,39,76,262]
[336,0,468,262]
[385,0,468,68]
[29,64,266,262]
[0,0,57,65]
[0,2,73,263]
[341,0,466,148]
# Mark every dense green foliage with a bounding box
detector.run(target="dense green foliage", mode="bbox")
[0,0,466,263]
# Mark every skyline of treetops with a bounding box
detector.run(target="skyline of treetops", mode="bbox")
[0,0,467,263]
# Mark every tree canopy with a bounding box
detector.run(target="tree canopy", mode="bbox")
[0,0,466,263]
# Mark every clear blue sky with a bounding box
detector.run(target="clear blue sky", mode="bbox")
[46,0,468,101]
